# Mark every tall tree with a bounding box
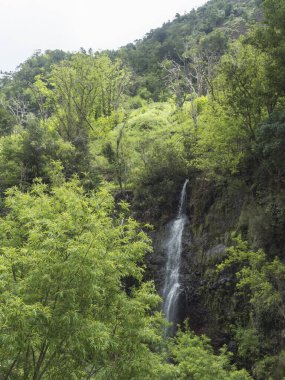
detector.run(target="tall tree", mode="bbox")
[34,53,131,176]
[0,180,164,379]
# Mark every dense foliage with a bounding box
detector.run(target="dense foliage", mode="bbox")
[0,0,284,378]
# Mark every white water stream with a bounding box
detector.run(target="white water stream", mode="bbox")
[162,179,189,330]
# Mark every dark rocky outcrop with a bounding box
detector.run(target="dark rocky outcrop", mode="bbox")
[143,172,285,350]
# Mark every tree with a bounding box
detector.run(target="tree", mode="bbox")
[218,236,285,379]
[161,31,227,128]
[0,105,16,136]
[166,327,252,380]
[215,41,273,140]
[0,179,165,379]
[193,99,247,178]
[161,57,199,128]
[0,50,71,120]
[0,116,75,192]
[34,53,131,176]
[248,0,285,104]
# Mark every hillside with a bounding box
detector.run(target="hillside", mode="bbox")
[117,0,262,99]
[0,0,285,379]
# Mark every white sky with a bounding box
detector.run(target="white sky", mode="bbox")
[0,0,207,72]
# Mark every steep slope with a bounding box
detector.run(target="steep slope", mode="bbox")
[117,0,262,99]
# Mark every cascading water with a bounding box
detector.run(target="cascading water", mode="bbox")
[162,179,189,333]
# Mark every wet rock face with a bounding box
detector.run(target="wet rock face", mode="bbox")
[148,221,219,332]
[146,226,172,294]
[145,175,267,346]
[144,173,285,359]
[147,190,230,321]
[146,177,244,341]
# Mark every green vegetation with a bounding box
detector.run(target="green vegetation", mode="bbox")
[0,180,161,379]
[0,0,285,378]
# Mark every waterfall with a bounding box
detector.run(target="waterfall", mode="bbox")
[162,179,189,332]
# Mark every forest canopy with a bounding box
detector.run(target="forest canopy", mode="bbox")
[0,0,285,379]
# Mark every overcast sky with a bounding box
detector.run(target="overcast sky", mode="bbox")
[0,0,207,72]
